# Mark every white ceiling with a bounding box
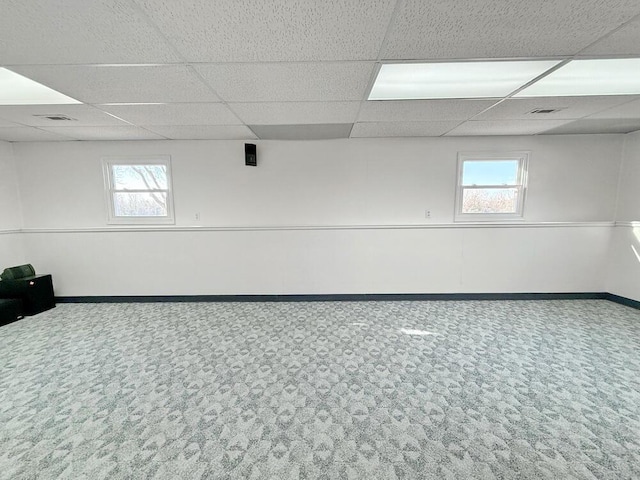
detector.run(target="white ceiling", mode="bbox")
[0,0,640,141]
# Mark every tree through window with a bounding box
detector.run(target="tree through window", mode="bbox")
[103,157,175,224]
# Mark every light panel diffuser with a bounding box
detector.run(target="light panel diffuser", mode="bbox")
[515,58,640,97]
[369,61,561,100]
[0,68,81,105]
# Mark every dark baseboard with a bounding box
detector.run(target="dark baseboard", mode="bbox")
[56,292,611,304]
[604,293,640,310]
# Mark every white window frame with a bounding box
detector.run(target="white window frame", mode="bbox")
[102,155,175,225]
[454,151,529,222]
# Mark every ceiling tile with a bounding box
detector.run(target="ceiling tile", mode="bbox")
[581,16,640,55]
[97,103,241,126]
[250,124,352,140]
[358,99,498,122]
[10,66,219,104]
[382,0,640,59]
[0,127,72,142]
[0,104,130,127]
[143,125,257,140]
[132,0,395,62]
[40,126,165,141]
[194,63,375,102]
[475,96,636,121]
[445,119,573,136]
[542,118,640,135]
[350,121,460,137]
[231,102,360,125]
[0,0,180,64]
[587,97,640,119]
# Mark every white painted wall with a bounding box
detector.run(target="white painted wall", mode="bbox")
[14,136,622,228]
[21,225,609,296]
[0,141,25,267]
[0,141,22,229]
[11,135,623,296]
[606,131,640,302]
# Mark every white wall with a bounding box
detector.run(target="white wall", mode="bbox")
[12,135,622,296]
[0,141,25,267]
[606,131,640,302]
[15,136,622,228]
[19,226,609,296]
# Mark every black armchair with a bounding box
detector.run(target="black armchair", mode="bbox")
[0,264,55,325]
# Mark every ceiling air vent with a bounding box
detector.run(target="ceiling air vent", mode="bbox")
[33,114,77,121]
[527,108,565,115]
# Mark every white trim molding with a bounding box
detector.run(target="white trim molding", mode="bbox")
[18,222,615,234]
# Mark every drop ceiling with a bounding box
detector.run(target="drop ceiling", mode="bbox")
[0,0,639,141]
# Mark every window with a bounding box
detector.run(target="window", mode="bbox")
[103,156,175,224]
[455,152,529,221]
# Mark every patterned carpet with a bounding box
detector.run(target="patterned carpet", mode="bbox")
[1,300,640,479]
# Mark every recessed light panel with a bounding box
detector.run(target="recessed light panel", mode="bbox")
[0,68,81,105]
[516,58,640,97]
[369,60,561,100]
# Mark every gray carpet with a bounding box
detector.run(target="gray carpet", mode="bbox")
[1,300,640,479]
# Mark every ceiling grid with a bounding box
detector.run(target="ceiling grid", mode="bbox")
[0,0,639,141]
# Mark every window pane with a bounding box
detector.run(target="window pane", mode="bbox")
[462,160,519,186]
[112,164,167,190]
[462,188,518,214]
[113,192,168,217]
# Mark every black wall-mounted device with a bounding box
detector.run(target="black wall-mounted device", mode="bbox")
[245,143,257,166]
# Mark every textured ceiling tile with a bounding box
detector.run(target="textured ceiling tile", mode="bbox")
[10,66,219,104]
[195,63,375,102]
[97,103,241,126]
[581,17,640,55]
[0,127,72,142]
[445,119,573,136]
[475,96,636,121]
[586,97,640,119]
[133,0,395,61]
[250,124,352,140]
[542,118,640,134]
[0,104,130,127]
[143,125,257,140]
[382,0,640,59]
[0,0,180,64]
[40,126,165,141]
[231,102,360,125]
[358,100,498,122]
[350,121,460,137]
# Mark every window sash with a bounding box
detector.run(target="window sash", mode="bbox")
[461,159,521,186]
[460,184,520,190]
[460,186,521,214]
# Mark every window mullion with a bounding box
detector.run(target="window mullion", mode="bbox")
[112,189,169,193]
[461,185,519,189]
